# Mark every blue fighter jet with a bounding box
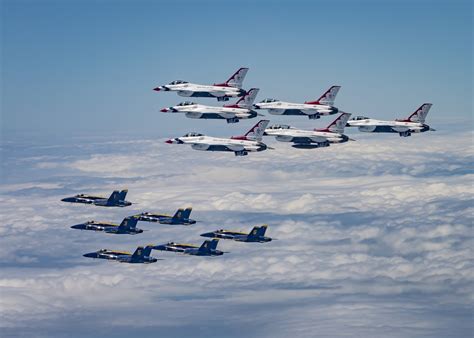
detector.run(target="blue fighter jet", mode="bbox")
[201,225,272,243]
[135,207,196,225]
[61,189,131,207]
[153,239,224,256]
[83,245,159,264]
[70,216,143,235]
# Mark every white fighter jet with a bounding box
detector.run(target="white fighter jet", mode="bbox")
[264,113,352,149]
[346,103,434,137]
[153,67,249,101]
[160,88,261,123]
[165,120,270,156]
[253,85,341,119]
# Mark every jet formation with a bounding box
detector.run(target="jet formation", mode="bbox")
[65,67,435,264]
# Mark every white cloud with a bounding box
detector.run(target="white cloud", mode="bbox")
[0,131,472,337]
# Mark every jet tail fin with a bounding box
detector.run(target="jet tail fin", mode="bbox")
[305,85,341,106]
[249,225,268,238]
[107,190,121,203]
[131,246,152,259]
[226,88,259,109]
[118,216,138,230]
[400,103,433,123]
[199,239,219,252]
[318,112,352,133]
[118,189,128,201]
[214,67,249,88]
[232,119,269,141]
[172,207,192,220]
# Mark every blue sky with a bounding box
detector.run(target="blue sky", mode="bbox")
[2,0,472,138]
[1,1,473,337]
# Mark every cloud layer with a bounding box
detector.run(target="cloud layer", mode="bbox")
[0,131,473,337]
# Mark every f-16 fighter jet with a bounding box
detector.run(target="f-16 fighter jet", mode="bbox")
[83,245,158,264]
[135,207,196,225]
[70,216,143,235]
[165,120,270,156]
[153,67,248,101]
[201,225,272,243]
[61,189,131,207]
[253,85,341,119]
[264,113,352,149]
[160,88,261,123]
[346,103,434,137]
[153,239,224,256]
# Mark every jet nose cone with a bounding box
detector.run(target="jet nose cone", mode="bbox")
[71,224,81,229]
[83,252,95,258]
[160,108,169,112]
[165,139,173,144]
[153,87,161,92]
[200,232,213,238]
[253,104,260,109]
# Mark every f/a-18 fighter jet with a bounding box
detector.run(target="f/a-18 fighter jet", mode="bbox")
[61,189,131,207]
[201,225,272,243]
[153,239,224,256]
[253,85,341,119]
[160,88,261,123]
[83,245,159,264]
[70,216,143,235]
[346,103,434,137]
[165,119,270,156]
[153,67,248,101]
[264,113,352,149]
[135,207,196,225]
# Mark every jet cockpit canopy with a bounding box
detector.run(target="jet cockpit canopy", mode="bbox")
[268,124,291,129]
[350,116,370,121]
[177,101,196,106]
[183,132,204,137]
[169,80,188,85]
[260,98,278,103]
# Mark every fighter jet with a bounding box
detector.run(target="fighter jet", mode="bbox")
[83,245,159,264]
[61,189,131,207]
[135,207,196,225]
[153,67,248,101]
[70,216,143,235]
[160,88,261,124]
[165,120,270,156]
[264,113,352,149]
[201,225,272,243]
[153,239,224,256]
[253,85,341,119]
[346,103,434,137]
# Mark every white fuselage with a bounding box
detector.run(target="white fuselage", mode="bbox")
[265,127,348,145]
[167,135,267,155]
[347,118,429,134]
[255,100,338,117]
[163,103,257,121]
[159,82,245,100]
